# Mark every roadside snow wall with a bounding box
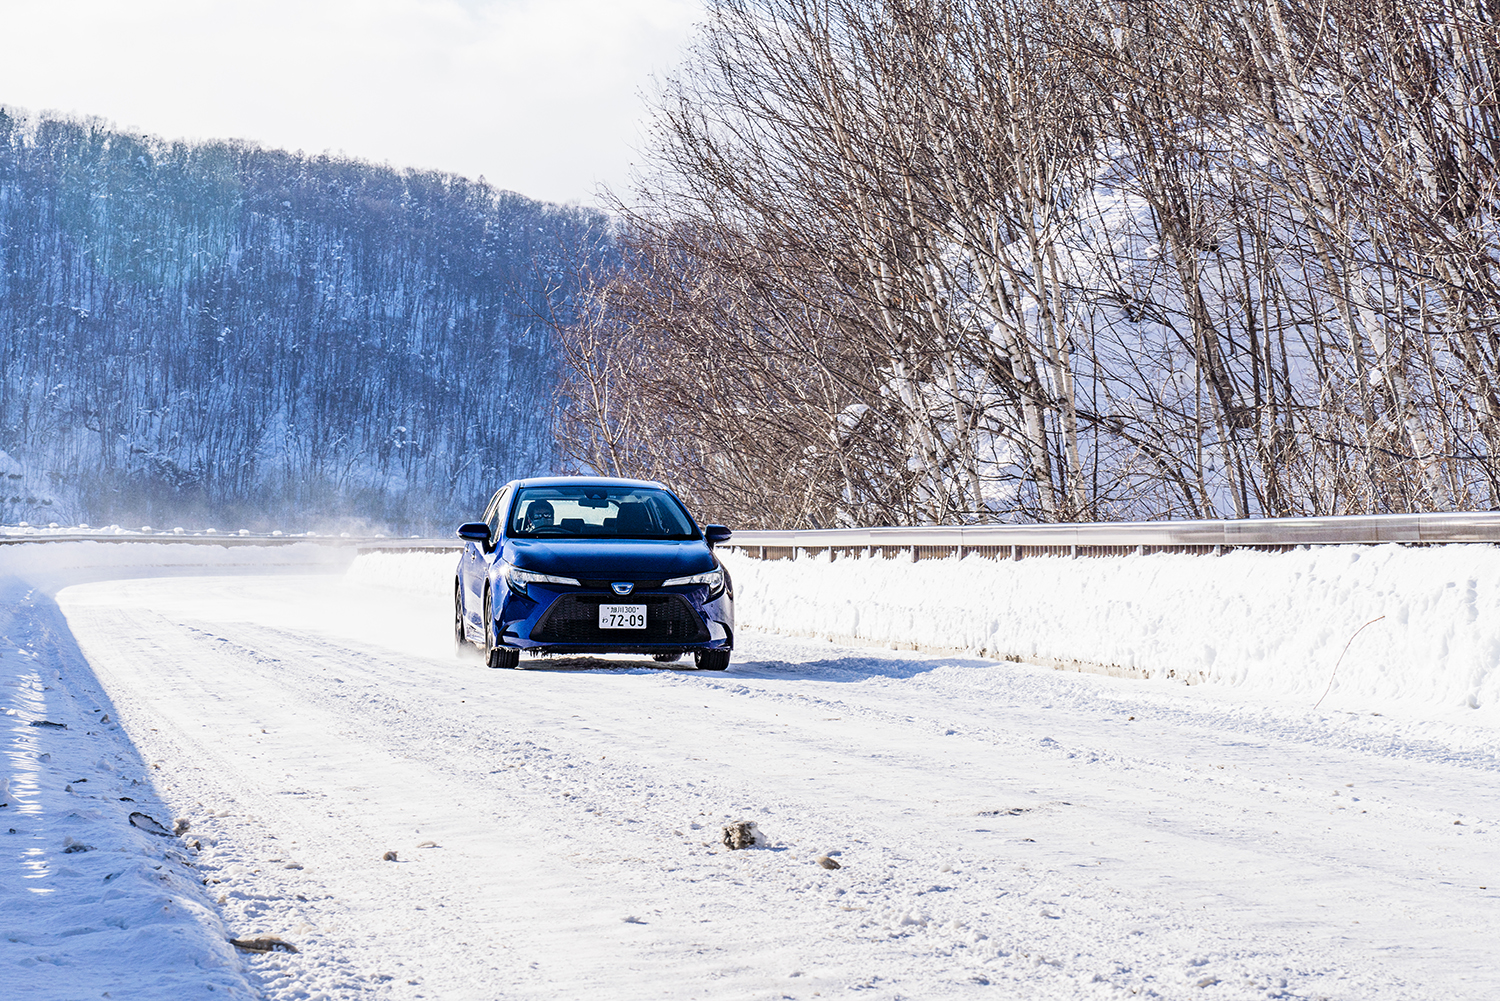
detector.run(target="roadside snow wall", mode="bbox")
[347,543,1500,715]
[717,545,1500,714]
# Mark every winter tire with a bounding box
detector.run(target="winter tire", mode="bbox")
[454,583,469,656]
[482,587,521,670]
[694,649,731,671]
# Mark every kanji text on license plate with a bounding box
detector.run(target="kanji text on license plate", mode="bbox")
[598,604,647,629]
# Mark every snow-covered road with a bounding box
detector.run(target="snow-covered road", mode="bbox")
[5,553,1500,1000]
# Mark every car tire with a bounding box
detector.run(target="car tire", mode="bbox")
[694,649,731,671]
[482,587,521,670]
[454,583,469,656]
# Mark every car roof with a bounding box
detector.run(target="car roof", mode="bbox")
[507,475,668,491]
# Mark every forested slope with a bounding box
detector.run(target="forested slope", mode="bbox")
[0,110,612,531]
[560,0,1500,529]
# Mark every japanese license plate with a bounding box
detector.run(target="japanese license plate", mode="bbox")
[598,604,647,629]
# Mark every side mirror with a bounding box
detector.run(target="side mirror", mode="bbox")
[704,524,732,546]
[457,522,491,545]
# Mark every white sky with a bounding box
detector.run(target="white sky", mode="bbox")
[0,0,703,206]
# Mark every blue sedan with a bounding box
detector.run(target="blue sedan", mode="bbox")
[454,476,735,670]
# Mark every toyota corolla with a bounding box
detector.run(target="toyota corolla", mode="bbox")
[454,476,734,670]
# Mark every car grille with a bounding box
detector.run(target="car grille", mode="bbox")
[532,593,709,644]
[578,579,664,591]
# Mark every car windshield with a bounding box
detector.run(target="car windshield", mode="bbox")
[508,485,700,540]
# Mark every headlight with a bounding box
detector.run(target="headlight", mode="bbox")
[501,563,580,595]
[663,568,725,596]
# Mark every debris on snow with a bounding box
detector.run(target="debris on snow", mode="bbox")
[815,855,841,870]
[721,820,767,849]
[382,850,399,861]
[230,936,299,954]
[128,811,172,837]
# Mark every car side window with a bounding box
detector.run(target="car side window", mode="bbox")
[485,489,509,539]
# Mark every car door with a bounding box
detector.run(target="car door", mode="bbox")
[461,487,508,633]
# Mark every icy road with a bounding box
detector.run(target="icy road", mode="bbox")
[5,552,1500,1000]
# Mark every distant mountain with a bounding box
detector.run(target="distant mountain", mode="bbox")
[0,109,615,532]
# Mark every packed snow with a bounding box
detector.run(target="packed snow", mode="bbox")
[717,545,1500,721]
[2,541,1498,999]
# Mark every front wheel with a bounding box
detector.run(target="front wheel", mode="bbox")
[482,587,521,670]
[694,649,731,671]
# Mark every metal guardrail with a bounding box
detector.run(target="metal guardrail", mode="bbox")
[724,511,1500,559]
[6,511,1498,559]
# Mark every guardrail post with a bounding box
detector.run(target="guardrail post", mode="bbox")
[1069,544,1077,559]
[1011,544,1021,561]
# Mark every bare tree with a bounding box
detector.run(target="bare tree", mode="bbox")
[555,0,1500,527]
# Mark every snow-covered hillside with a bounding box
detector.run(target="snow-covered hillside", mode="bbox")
[0,111,613,533]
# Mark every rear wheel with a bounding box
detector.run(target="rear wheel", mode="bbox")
[694,649,731,671]
[453,583,469,656]
[482,587,521,670]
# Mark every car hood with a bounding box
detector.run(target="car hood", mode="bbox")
[503,539,717,579]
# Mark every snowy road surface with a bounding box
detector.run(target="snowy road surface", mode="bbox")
[5,554,1500,1000]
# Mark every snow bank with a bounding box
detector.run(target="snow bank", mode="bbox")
[345,544,1500,715]
[720,545,1500,714]
[0,578,255,998]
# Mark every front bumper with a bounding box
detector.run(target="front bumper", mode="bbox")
[496,583,733,655]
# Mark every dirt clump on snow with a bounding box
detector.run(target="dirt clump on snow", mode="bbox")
[721,820,767,849]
